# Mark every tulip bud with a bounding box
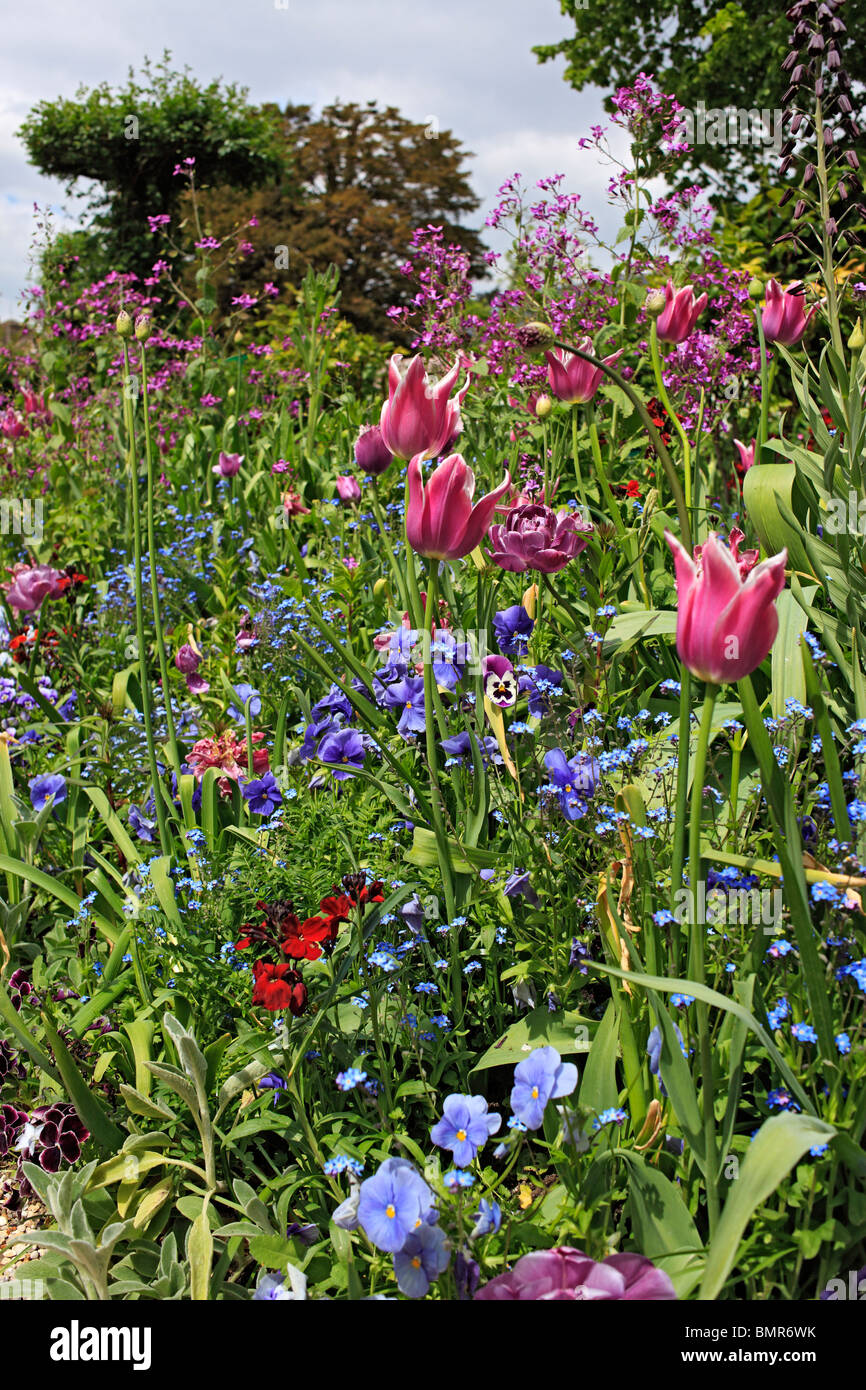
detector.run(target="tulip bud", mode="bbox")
[514,321,556,357]
[116,310,133,338]
[373,577,390,602]
[848,317,865,349]
[533,394,553,419]
[134,313,151,341]
[645,290,666,317]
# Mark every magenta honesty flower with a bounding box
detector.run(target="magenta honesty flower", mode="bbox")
[544,341,623,404]
[474,1247,677,1301]
[354,424,393,475]
[213,451,243,478]
[488,503,592,574]
[762,279,819,346]
[665,530,787,684]
[335,475,361,503]
[379,353,468,461]
[406,454,511,560]
[655,280,708,344]
[3,563,65,614]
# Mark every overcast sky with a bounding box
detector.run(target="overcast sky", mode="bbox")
[0,0,629,319]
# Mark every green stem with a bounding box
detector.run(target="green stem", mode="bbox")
[370,477,410,617]
[650,320,692,511]
[422,564,457,922]
[814,94,845,360]
[121,342,170,857]
[571,409,588,513]
[139,342,182,782]
[670,669,692,968]
[586,404,626,540]
[688,681,720,1235]
[553,339,691,548]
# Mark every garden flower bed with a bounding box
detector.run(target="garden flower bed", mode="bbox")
[0,33,864,1313]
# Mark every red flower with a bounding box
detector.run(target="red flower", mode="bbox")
[281,914,337,961]
[251,961,307,1013]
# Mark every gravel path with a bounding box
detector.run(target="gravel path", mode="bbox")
[0,1164,47,1292]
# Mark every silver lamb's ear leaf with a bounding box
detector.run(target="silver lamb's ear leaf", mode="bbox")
[145,1061,199,1117]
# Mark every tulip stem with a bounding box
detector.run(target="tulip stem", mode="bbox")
[670,669,692,967]
[688,682,720,1236]
[402,468,425,630]
[422,565,457,931]
[121,341,170,857]
[139,340,182,784]
[586,405,626,540]
[553,339,691,549]
[649,321,692,512]
[755,309,771,465]
[370,477,410,618]
[570,409,589,514]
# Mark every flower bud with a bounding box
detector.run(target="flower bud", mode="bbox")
[848,317,865,350]
[116,310,133,338]
[134,314,151,341]
[514,321,556,357]
[645,290,666,317]
[533,394,553,419]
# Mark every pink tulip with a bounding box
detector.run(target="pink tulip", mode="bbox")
[544,341,623,404]
[21,390,47,418]
[3,563,65,614]
[335,474,361,504]
[475,1246,676,1301]
[213,451,243,478]
[406,453,511,560]
[762,279,818,346]
[379,354,468,461]
[734,438,756,473]
[655,281,708,344]
[354,424,393,476]
[0,408,27,441]
[665,530,787,684]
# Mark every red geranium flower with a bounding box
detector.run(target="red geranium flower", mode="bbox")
[251,961,308,1014]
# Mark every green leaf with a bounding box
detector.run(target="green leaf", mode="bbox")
[648,998,707,1174]
[586,961,813,1113]
[700,1112,835,1298]
[40,1013,125,1151]
[188,1192,214,1301]
[472,1007,595,1072]
[620,1151,704,1297]
[579,1000,621,1114]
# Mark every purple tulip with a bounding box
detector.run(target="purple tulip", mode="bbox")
[175,643,201,674]
[213,451,243,478]
[474,1246,677,1300]
[354,424,393,476]
[488,503,592,574]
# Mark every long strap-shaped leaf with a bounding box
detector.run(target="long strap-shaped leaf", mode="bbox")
[737,674,835,1058]
[585,960,814,1114]
[699,1111,835,1299]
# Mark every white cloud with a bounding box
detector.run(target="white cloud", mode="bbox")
[0,0,619,318]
